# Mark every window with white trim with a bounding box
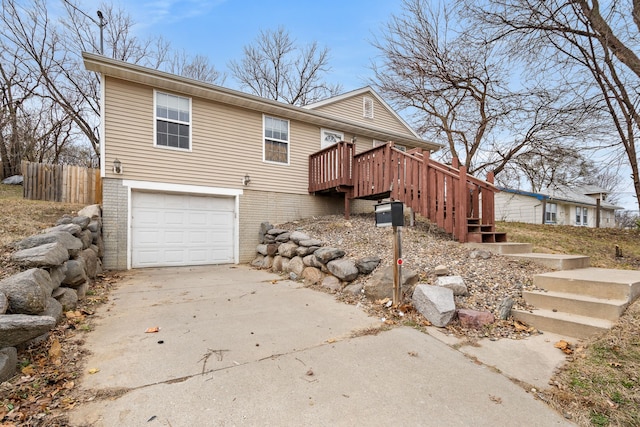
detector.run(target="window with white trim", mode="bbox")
[320,129,343,149]
[576,207,588,226]
[264,116,289,164]
[155,91,191,150]
[545,203,557,223]
[363,96,374,119]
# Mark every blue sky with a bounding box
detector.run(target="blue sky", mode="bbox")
[83,0,402,92]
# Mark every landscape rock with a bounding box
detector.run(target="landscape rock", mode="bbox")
[256,244,269,256]
[0,269,51,315]
[77,204,101,219]
[71,216,91,228]
[296,246,319,257]
[298,239,323,247]
[355,256,381,274]
[289,231,311,244]
[53,287,78,311]
[343,282,364,296]
[266,244,279,257]
[251,255,265,268]
[62,259,88,286]
[43,223,82,236]
[94,235,105,257]
[412,285,456,327]
[278,242,299,258]
[56,215,73,225]
[48,265,67,290]
[458,309,495,329]
[2,174,23,185]
[303,254,324,268]
[75,281,90,299]
[79,229,93,249]
[498,296,515,320]
[271,255,285,272]
[13,231,83,256]
[0,347,18,382]
[259,222,273,243]
[87,219,101,232]
[267,228,287,236]
[40,297,64,324]
[11,242,69,268]
[0,314,57,348]
[275,232,291,243]
[314,247,345,264]
[321,275,342,292]
[365,266,419,301]
[469,249,492,260]
[287,256,305,277]
[0,291,7,314]
[326,259,359,282]
[434,265,449,276]
[79,248,99,279]
[301,267,324,286]
[436,276,469,296]
[260,256,274,269]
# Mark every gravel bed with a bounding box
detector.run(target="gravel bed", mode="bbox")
[276,213,550,339]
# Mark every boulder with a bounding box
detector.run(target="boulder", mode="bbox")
[2,174,23,185]
[77,204,101,219]
[0,291,7,314]
[278,242,299,258]
[0,269,51,315]
[75,281,90,299]
[469,250,492,260]
[355,256,381,274]
[267,228,287,236]
[275,232,291,243]
[287,256,305,277]
[48,264,67,290]
[497,296,515,320]
[436,276,468,296]
[364,266,419,301]
[296,246,319,257]
[266,244,279,257]
[343,282,364,296]
[303,254,324,268]
[56,215,73,225]
[11,242,69,268]
[326,259,359,282]
[272,255,285,272]
[256,244,269,256]
[458,309,495,329]
[321,276,343,292]
[260,256,274,269]
[87,219,101,233]
[43,223,82,236]
[412,285,456,327]
[251,255,265,268]
[289,231,311,244]
[40,297,64,324]
[0,314,57,348]
[263,235,276,244]
[71,216,91,228]
[314,247,345,264]
[259,222,273,243]
[434,265,449,276]
[79,229,93,249]
[301,267,324,286]
[53,287,78,311]
[299,239,323,247]
[62,259,88,286]
[79,248,99,279]
[13,231,83,256]
[0,347,18,382]
[94,235,105,257]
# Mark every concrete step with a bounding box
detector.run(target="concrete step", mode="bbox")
[522,290,628,321]
[512,308,613,339]
[534,268,640,300]
[505,253,590,270]
[465,242,533,254]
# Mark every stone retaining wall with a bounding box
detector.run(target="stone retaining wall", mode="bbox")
[0,204,103,381]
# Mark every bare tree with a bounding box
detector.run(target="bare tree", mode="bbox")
[370,0,593,177]
[167,50,225,85]
[466,0,640,211]
[229,27,342,106]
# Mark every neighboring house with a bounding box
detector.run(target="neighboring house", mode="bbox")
[495,184,622,228]
[82,52,440,270]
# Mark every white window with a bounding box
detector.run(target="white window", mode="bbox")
[545,203,557,223]
[576,207,588,226]
[264,116,289,164]
[320,129,344,149]
[155,91,191,150]
[363,96,374,119]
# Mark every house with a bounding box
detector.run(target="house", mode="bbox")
[82,52,443,270]
[495,184,622,228]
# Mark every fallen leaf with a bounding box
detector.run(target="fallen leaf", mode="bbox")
[375,297,391,305]
[21,365,35,375]
[489,394,503,404]
[306,369,314,376]
[514,320,529,331]
[49,339,62,365]
[88,368,100,374]
[145,327,160,333]
[554,340,574,355]
[326,338,337,343]
[408,351,418,357]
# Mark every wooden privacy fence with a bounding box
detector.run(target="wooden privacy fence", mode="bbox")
[22,161,102,205]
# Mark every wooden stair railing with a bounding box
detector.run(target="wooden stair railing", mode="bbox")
[308,142,503,243]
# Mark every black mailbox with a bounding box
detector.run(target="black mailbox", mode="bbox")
[375,202,404,227]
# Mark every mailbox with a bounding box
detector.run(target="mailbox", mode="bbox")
[375,202,404,227]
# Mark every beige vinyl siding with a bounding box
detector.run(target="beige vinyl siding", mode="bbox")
[105,77,325,195]
[311,95,415,138]
[495,192,545,224]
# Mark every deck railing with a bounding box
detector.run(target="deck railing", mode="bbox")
[308,142,498,242]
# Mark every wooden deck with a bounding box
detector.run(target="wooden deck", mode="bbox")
[308,141,505,243]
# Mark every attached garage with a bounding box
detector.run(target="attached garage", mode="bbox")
[131,191,237,268]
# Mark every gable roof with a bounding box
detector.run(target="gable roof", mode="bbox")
[82,52,440,152]
[304,87,421,139]
[499,185,623,210]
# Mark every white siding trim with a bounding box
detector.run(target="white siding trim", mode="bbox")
[100,73,106,177]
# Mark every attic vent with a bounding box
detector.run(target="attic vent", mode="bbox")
[363,96,374,119]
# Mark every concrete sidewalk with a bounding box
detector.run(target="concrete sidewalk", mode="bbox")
[69,265,573,426]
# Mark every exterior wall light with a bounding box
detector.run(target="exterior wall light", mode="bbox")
[243,173,251,186]
[113,158,123,174]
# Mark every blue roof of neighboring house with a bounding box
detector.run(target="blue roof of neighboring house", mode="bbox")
[498,185,623,210]
[497,187,548,201]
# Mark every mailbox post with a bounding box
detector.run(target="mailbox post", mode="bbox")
[375,202,404,305]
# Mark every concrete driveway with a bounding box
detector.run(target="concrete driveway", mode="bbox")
[69,265,573,426]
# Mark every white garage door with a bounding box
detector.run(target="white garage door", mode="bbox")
[131,191,235,268]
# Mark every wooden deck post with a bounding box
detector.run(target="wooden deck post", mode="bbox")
[457,165,468,242]
[483,171,495,225]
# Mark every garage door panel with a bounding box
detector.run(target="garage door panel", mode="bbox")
[132,192,236,268]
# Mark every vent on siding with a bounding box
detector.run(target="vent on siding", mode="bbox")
[363,96,374,119]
